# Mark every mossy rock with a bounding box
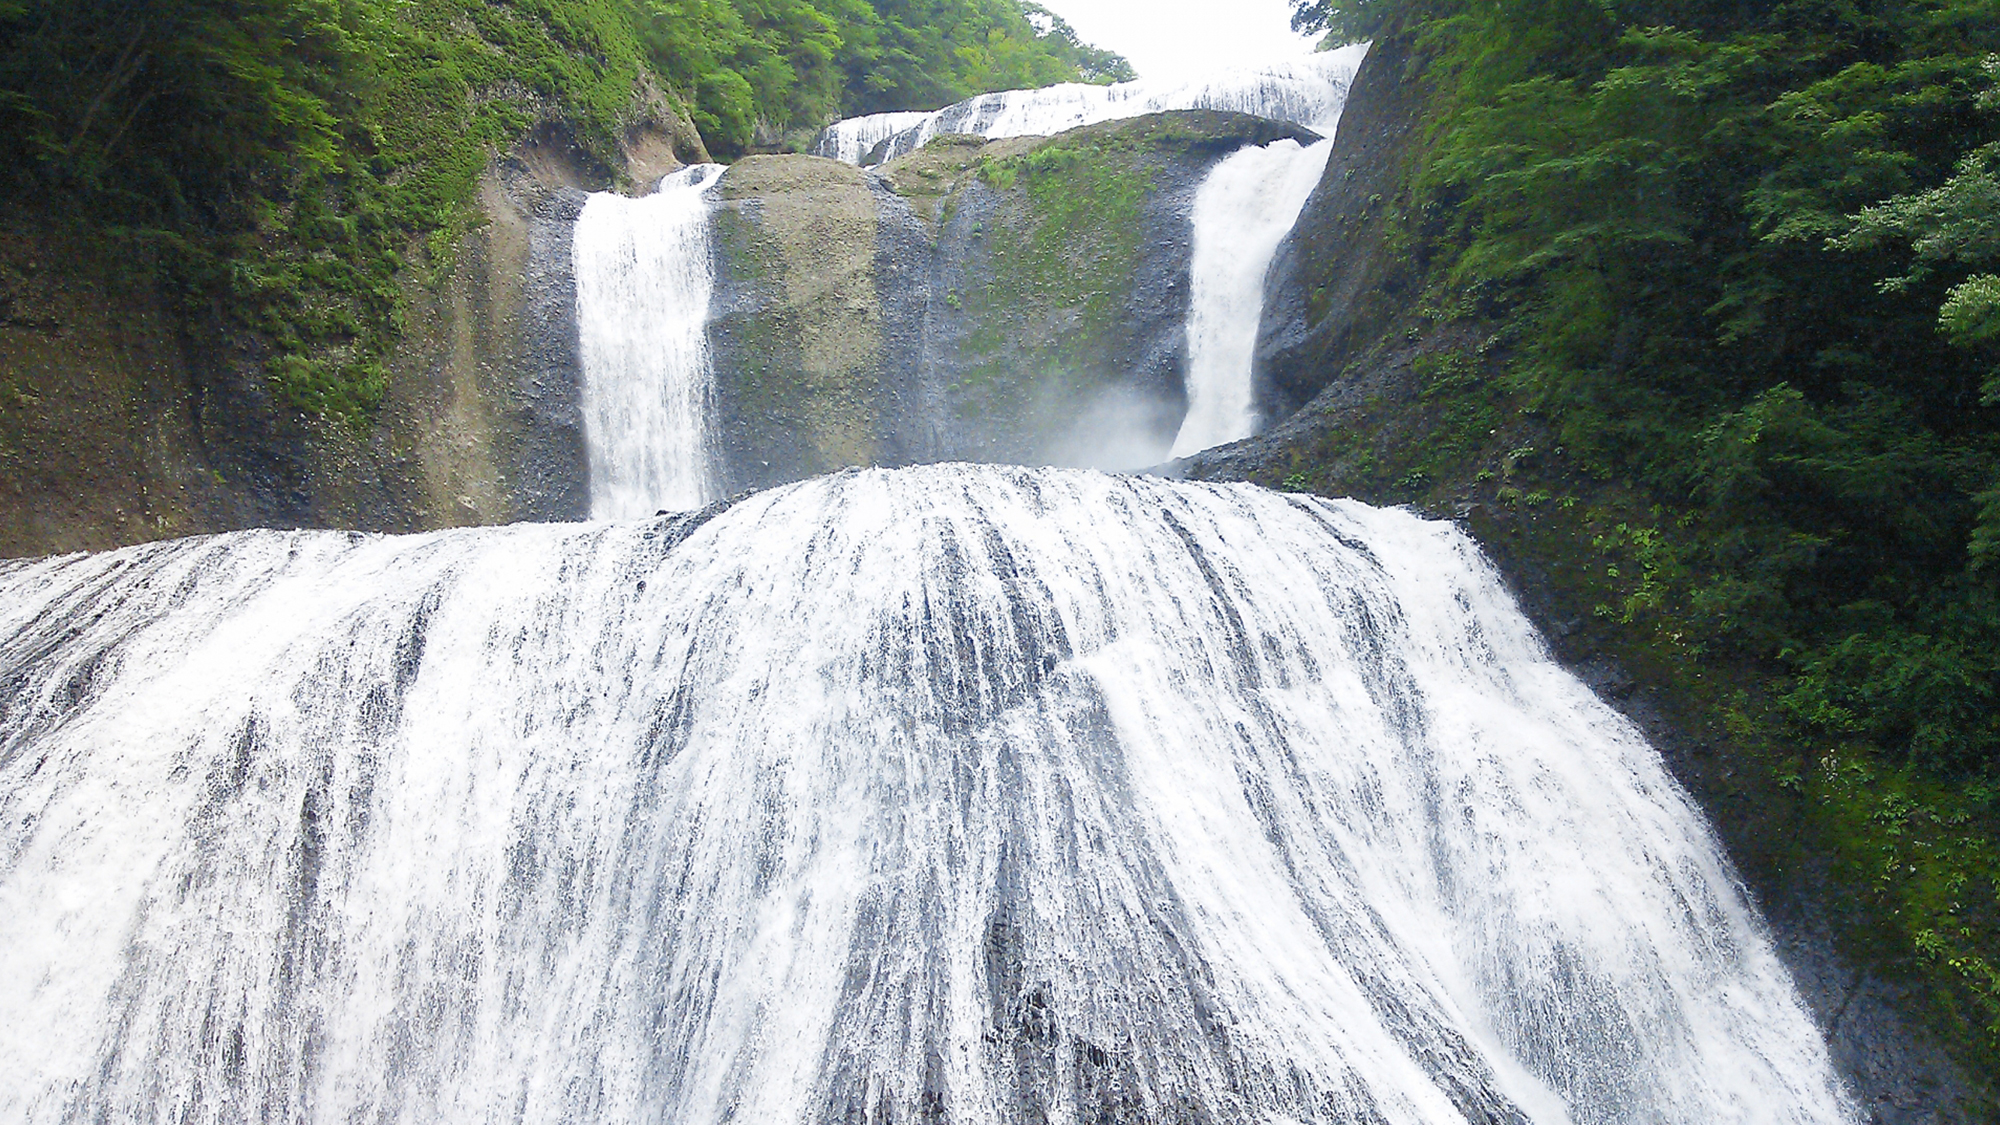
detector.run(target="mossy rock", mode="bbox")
[707,109,1321,488]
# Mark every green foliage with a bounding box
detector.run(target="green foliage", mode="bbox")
[638,0,842,150]
[1807,754,2000,1048]
[0,0,663,424]
[1839,113,2000,418]
[1329,0,2000,753]
[1839,141,2000,291]
[1291,0,2000,1069]
[1941,273,2000,353]
[0,0,349,212]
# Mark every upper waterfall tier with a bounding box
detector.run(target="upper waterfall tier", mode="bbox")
[574,163,727,518]
[683,113,1322,494]
[814,44,1369,166]
[0,464,1855,1124]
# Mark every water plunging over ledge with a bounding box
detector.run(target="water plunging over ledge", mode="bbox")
[814,45,1369,166]
[1171,135,1335,457]
[0,465,1857,1123]
[574,163,727,518]
[0,36,1872,1121]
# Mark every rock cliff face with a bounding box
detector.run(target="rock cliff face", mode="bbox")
[0,224,206,554]
[705,111,1318,492]
[180,124,606,537]
[707,156,907,490]
[1250,37,1423,425]
[0,108,704,558]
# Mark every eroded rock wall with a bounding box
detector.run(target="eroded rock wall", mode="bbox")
[1252,35,1426,423]
[0,229,215,555]
[706,110,1318,492]
[708,156,912,491]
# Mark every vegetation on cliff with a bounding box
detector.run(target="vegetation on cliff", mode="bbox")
[963,128,1155,398]
[0,0,1123,425]
[645,0,1132,151]
[1278,0,2000,1076]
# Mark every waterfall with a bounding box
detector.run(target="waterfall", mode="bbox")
[1170,137,1335,457]
[814,44,1369,166]
[573,163,726,518]
[0,464,1858,1124]
[814,110,932,165]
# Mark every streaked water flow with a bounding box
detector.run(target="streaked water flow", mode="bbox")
[1171,136,1336,457]
[574,163,726,517]
[0,465,1858,1123]
[817,109,932,164]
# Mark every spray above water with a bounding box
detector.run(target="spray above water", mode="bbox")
[573,163,726,518]
[0,465,1858,1124]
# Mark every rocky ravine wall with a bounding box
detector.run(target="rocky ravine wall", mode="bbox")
[0,109,703,559]
[1181,32,1984,1124]
[1,107,1306,553]
[706,111,1318,492]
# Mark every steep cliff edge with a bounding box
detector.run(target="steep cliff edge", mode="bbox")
[1250,35,1422,424]
[1180,32,1986,1122]
[706,111,1317,492]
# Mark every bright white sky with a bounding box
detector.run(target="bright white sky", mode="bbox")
[1037,0,1323,83]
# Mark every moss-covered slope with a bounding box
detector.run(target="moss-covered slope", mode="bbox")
[0,0,716,556]
[0,121,642,557]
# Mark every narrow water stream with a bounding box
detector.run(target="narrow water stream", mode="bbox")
[573,162,727,517]
[1171,135,1334,456]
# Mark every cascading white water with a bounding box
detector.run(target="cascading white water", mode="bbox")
[573,163,726,518]
[815,109,933,164]
[0,464,1857,1124]
[814,44,1369,165]
[1170,136,1335,457]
